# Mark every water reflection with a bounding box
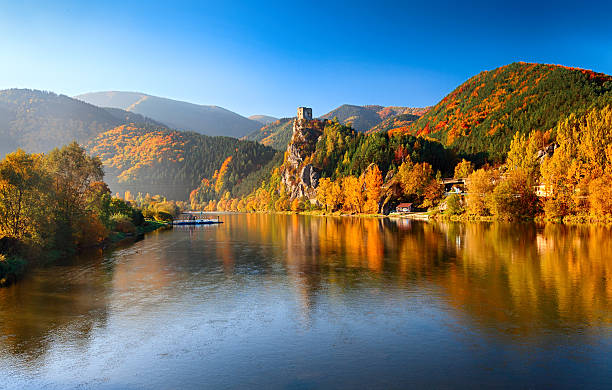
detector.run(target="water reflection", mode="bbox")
[167,215,612,333]
[0,215,611,388]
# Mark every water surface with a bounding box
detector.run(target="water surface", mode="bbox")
[1,214,611,388]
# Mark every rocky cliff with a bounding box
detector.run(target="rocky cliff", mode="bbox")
[281,118,326,200]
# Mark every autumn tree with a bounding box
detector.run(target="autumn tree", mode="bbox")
[540,106,612,218]
[342,176,364,214]
[363,165,383,214]
[588,173,612,216]
[290,197,302,212]
[466,168,497,216]
[453,159,474,179]
[0,150,49,241]
[489,169,539,220]
[44,142,105,247]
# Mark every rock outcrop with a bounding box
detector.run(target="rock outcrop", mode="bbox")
[281,118,325,200]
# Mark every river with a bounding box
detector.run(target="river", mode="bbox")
[1,214,611,388]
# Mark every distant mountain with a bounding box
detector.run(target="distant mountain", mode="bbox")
[102,107,167,128]
[87,124,277,200]
[320,104,430,132]
[244,118,294,150]
[249,115,278,125]
[402,62,612,160]
[76,91,261,138]
[0,88,155,156]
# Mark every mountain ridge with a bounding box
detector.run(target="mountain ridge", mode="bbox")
[76,91,261,137]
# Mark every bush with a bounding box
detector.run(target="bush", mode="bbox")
[0,255,27,286]
[110,213,136,234]
[154,211,173,222]
[131,209,145,226]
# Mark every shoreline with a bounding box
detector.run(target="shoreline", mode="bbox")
[0,219,171,288]
[208,209,612,226]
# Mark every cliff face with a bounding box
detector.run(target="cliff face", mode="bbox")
[281,118,325,200]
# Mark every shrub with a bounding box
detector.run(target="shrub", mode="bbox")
[110,213,136,234]
[154,211,173,222]
[0,255,27,286]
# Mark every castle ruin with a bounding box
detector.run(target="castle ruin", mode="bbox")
[297,107,312,121]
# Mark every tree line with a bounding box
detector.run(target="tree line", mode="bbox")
[0,142,156,286]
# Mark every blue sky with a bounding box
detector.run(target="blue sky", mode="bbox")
[0,0,610,118]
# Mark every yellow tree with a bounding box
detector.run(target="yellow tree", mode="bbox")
[453,159,474,179]
[398,161,433,197]
[316,178,332,211]
[0,150,49,240]
[364,165,383,214]
[466,168,497,216]
[506,131,546,182]
[214,156,233,193]
[342,176,363,213]
[490,168,539,220]
[329,180,343,212]
[588,173,612,216]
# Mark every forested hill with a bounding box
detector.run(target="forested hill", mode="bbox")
[87,124,277,200]
[0,88,164,157]
[320,105,430,132]
[0,89,120,155]
[76,91,262,138]
[244,118,294,150]
[403,62,612,160]
[368,113,421,134]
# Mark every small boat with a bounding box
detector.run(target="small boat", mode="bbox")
[172,219,223,225]
[172,214,223,226]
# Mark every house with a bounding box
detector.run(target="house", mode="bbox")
[396,203,413,213]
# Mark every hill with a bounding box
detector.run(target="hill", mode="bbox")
[0,89,133,156]
[320,105,430,132]
[249,115,278,125]
[76,91,261,138]
[403,62,612,160]
[86,124,277,200]
[243,118,294,150]
[368,113,421,134]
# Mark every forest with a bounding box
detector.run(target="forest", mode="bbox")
[87,124,278,200]
[0,143,173,286]
[401,62,612,160]
[191,102,612,223]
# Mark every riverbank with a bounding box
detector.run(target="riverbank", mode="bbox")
[107,219,171,245]
[216,209,612,226]
[0,219,170,288]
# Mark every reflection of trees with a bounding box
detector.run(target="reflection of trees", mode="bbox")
[0,248,112,359]
[441,222,612,335]
[241,214,612,335]
[2,215,611,361]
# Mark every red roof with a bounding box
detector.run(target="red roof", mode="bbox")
[397,203,412,208]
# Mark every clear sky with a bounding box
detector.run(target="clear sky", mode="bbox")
[0,0,610,118]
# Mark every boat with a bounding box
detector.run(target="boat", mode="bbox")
[172,214,223,226]
[172,219,223,225]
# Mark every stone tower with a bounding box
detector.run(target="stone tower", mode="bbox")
[297,107,312,121]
